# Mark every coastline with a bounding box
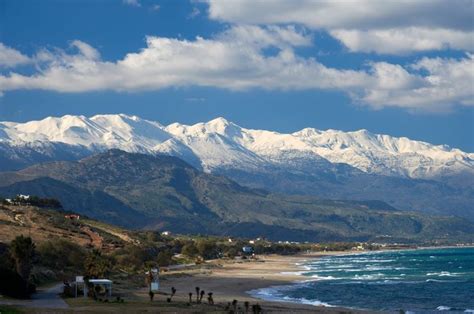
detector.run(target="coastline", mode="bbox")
[158,247,473,312]
[157,252,371,313]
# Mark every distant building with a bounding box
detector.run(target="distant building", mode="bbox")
[65,214,80,220]
[161,231,171,236]
[242,246,254,255]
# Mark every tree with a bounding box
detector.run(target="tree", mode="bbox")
[181,242,198,257]
[84,249,111,278]
[10,235,35,282]
[156,250,173,267]
[37,239,85,271]
[196,239,218,260]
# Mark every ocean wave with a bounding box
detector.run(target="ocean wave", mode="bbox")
[426,279,463,283]
[247,285,333,308]
[365,266,391,271]
[426,271,463,277]
[353,273,386,280]
[310,274,338,280]
[437,306,473,312]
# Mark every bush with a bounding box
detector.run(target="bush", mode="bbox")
[37,238,86,272]
[157,250,173,267]
[181,242,198,257]
[84,250,112,278]
[112,244,165,271]
[196,240,218,260]
[0,266,35,298]
[0,242,35,298]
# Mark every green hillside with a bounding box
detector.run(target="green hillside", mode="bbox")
[0,150,472,243]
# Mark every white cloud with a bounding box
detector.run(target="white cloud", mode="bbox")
[0,43,31,68]
[331,28,474,54]
[188,7,200,19]
[123,0,141,7]
[0,26,367,93]
[205,0,474,54]
[0,26,472,112]
[70,40,100,60]
[361,54,474,111]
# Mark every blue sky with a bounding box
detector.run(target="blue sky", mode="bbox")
[0,0,473,151]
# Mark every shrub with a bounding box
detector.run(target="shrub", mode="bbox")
[37,238,86,272]
[181,242,198,257]
[156,250,173,267]
[84,250,112,278]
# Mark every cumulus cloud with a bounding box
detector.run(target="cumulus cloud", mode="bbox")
[0,26,472,112]
[331,28,474,55]
[0,43,31,68]
[361,54,474,111]
[205,0,474,54]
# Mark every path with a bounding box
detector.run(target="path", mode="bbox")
[0,283,69,309]
[80,226,103,248]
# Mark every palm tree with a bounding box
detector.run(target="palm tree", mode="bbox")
[207,292,214,305]
[195,286,200,303]
[199,290,205,303]
[232,299,238,312]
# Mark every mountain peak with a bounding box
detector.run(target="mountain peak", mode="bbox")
[207,117,230,125]
[1,114,473,180]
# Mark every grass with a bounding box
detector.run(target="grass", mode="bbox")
[64,297,226,312]
[0,305,22,314]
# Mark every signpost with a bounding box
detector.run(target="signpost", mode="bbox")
[146,268,160,292]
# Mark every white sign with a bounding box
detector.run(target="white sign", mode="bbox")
[151,282,159,291]
[76,276,84,283]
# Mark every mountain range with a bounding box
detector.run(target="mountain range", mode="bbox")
[0,114,473,220]
[0,149,472,243]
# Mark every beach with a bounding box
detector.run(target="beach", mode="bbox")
[153,253,370,313]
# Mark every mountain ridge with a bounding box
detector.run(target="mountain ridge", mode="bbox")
[1,114,472,178]
[1,149,472,243]
[1,114,473,220]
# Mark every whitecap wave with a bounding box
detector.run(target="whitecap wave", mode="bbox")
[426,271,462,277]
[310,274,338,280]
[247,285,333,307]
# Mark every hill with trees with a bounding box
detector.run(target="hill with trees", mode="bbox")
[0,150,472,243]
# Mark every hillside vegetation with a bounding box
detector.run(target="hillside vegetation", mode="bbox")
[0,150,472,243]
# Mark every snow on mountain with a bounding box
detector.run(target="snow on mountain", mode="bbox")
[0,114,472,179]
[292,128,474,178]
[165,118,266,171]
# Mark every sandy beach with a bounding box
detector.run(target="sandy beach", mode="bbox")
[3,252,373,313]
[153,252,370,313]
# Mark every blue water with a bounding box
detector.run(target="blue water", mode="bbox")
[251,247,474,313]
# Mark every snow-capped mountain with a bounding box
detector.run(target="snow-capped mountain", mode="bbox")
[1,114,473,180]
[1,114,473,221]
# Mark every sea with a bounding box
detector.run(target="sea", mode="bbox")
[249,247,474,313]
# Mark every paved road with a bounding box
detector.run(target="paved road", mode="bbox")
[0,283,69,309]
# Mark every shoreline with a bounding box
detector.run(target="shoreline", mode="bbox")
[159,246,472,312]
[157,252,371,313]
